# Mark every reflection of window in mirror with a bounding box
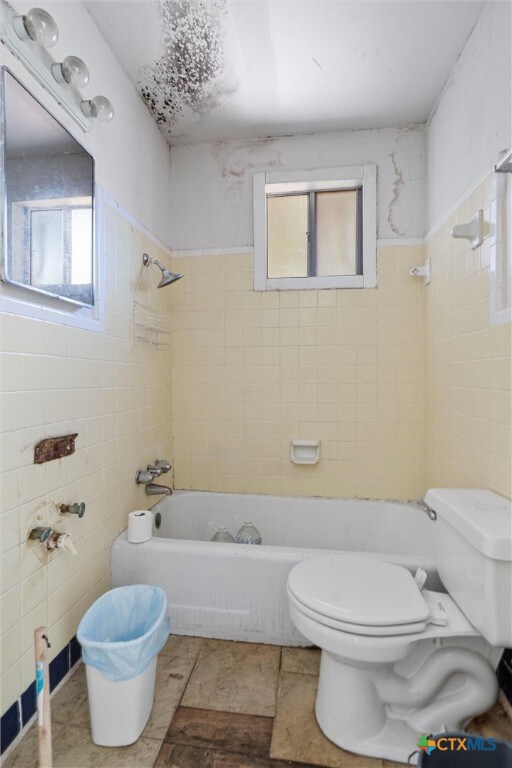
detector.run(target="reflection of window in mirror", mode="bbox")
[1,67,95,307]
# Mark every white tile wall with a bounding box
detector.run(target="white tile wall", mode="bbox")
[424,177,511,497]
[169,245,425,500]
[0,203,173,711]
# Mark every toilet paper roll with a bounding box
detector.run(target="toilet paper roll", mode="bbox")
[128,510,154,543]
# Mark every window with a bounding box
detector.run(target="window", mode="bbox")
[254,165,376,290]
[490,149,512,325]
[11,197,93,305]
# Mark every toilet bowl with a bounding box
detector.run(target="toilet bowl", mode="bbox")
[287,489,512,765]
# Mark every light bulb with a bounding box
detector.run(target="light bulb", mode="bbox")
[81,95,114,123]
[12,7,58,47]
[51,56,90,88]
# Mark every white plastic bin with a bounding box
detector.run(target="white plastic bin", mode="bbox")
[77,584,170,746]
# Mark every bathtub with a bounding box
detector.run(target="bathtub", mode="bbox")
[111,491,442,646]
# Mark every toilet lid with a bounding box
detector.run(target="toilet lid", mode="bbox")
[287,555,430,627]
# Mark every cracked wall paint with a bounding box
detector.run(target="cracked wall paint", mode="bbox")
[138,0,233,134]
[388,151,405,236]
[169,127,426,251]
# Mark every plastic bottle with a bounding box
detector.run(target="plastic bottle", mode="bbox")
[208,523,235,543]
[234,518,262,545]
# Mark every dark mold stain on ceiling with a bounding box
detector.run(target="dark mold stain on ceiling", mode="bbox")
[138,0,230,132]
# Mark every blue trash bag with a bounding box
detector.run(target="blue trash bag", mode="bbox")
[77,585,170,682]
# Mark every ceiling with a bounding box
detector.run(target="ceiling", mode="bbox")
[84,0,485,145]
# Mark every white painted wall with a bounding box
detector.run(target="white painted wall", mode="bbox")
[1,0,172,243]
[426,1,511,230]
[168,125,426,250]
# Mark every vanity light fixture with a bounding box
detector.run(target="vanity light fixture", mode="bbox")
[81,95,114,123]
[51,56,90,88]
[0,1,114,131]
[12,7,58,46]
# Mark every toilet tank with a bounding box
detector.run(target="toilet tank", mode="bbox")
[425,488,512,647]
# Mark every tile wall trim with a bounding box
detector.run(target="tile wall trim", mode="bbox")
[102,189,172,258]
[377,238,425,247]
[170,247,254,258]
[171,242,425,258]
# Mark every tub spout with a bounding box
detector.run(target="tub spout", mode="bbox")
[145,483,172,496]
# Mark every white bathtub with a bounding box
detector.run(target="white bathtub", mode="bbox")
[111,491,441,645]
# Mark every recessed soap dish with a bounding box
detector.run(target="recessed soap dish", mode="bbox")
[290,439,321,465]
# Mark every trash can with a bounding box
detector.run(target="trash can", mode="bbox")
[415,732,512,767]
[77,584,170,747]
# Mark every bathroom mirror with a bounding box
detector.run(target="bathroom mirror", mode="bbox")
[0,68,95,306]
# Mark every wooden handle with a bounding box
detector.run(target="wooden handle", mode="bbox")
[34,627,52,768]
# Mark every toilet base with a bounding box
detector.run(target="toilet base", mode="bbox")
[316,651,422,764]
[317,702,422,765]
[315,641,500,766]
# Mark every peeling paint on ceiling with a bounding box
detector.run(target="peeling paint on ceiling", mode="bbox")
[138,0,232,129]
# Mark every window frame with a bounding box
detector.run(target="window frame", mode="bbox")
[254,164,377,291]
[489,152,512,326]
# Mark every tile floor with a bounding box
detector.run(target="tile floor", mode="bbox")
[4,637,512,768]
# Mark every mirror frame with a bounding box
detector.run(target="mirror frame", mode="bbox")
[0,66,96,308]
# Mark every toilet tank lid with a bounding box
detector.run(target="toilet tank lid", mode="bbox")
[425,488,512,561]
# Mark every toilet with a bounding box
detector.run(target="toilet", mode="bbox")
[287,488,512,764]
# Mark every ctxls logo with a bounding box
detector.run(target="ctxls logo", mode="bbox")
[417,734,497,754]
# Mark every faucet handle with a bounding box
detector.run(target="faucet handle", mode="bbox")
[135,469,155,485]
[135,469,153,484]
[29,526,52,542]
[146,464,163,477]
[58,502,86,518]
[154,459,171,473]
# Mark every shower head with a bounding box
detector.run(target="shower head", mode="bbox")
[142,253,183,288]
[156,263,183,287]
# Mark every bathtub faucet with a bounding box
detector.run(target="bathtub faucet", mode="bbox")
[144,482,172,496]
[135,467,173,496]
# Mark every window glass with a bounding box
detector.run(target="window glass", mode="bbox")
[267,194,308,278]
[316,189,358,276]
[31,209,64,285]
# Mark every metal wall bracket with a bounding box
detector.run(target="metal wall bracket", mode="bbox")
[410,257,431,285]
[34,433,78,463]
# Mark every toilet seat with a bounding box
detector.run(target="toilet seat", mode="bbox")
[288,555,431,637]
[287,587,429,636]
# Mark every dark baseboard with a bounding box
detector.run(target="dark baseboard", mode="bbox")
[1,634,81,756]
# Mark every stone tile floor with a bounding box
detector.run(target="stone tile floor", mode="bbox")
[4,637,512,768]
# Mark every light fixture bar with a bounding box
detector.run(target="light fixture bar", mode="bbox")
[0,1,111,132]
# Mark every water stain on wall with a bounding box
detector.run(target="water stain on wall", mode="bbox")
[211,138,283,195]
[138,0,231,133]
